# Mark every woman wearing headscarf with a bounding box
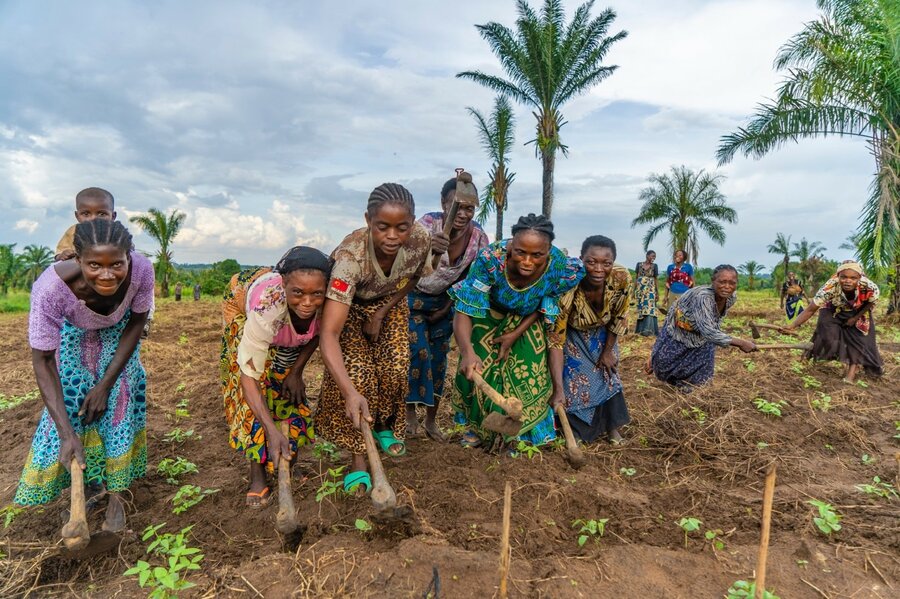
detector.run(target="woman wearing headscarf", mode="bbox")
[782,260,883,383]
[221,246,332,507]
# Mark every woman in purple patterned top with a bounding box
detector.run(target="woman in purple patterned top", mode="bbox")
[15,220,154,534]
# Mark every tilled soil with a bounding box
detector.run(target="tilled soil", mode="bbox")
[0,299,898,598]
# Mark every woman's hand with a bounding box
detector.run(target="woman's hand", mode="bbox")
[424,303,452,324]
[79,383,111,425]
[345,392,373,431]
[59,434,86,472]
[282,372,307,406]
[734,339,758,353]
[431,231,450,256]
[490,331,519,362]
[843,316,859,329]
[363,313,385,343]
[596,349,618,381]
[549,388,565,410]
[265,424,293,467]
[459,352,484,381]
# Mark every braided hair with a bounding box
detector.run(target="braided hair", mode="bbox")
[581,235,616,259]
[712,264,737,280]
[73,219,133,256]
[274,246,332,279]
[366,183,415,218]
[511,213,555,242]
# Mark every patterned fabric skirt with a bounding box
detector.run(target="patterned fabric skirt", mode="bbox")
[451,309,556,445]
[562,328,629,441]
[407,291,453,407]
[221,268,314,471]
[318,297,409,455]
[15,314,147,506]
[806,308,884,376]
[650,325,716,389]
[785,295,804,322]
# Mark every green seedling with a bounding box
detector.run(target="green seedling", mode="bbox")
[676,517,702,547]
[572,518,608,547]
[726,580,780,599]
[705,529,725,551]
[171,485,218,515]
[756,442,769,449]
[807,500,841,535]
[178,332,188,345]
[796,559,808,568]
[789,361,804,374]
[1,504,25,529]
[156,458,198,485]
[175,382,186,394]
[164,428,200,444]
[801,375,822,389]
[0,390,40,411]
[619,467,636,477]
[824,443,834,451]
[311,440,340,462]
[861,453,875,465]
[515,441,542,460]
[743,359,756,373]
[681,406,707,424]
[855,476,898,500]
[124,523,204,599]
[856,379,869,388]
[354,518,372,532]
[893,421,900,440]
[810,392,832,412]
[316,466,346,502]
[754,398,786,417]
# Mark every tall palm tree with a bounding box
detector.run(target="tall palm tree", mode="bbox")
[767,233,792,288]
[20,244,53,289]
[738,260,765,290]
[791,237,827,292]
[129,207,186,298]
[457,0,627,217]
[630,166,737,265]
[469,96,517,241]
[717,0,900,312]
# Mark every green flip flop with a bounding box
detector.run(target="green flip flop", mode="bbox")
[343,470,372,494]
[373,430,406,457]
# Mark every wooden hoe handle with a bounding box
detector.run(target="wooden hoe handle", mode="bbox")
[61,457,90,550]
[361,420,397,511]
[275,420,299,534]
[471,371,523,419]
[554,404,586,469]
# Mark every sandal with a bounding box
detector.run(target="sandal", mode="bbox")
[460,431,482,448]
[343,470,372,495]
[374,430,406,457]
[245,486,271,508]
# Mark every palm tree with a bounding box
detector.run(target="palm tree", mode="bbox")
[717,0,900,312]
[630,166,737,265]
[738,260,765,290]
[129,207,186,297]
[766,233,792,288]
[469,96,517,241]
[0,244,21,296]
[457,0,627,217]
[20,244,53,288]
[791,237,827,293]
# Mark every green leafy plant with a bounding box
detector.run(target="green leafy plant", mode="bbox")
[676,517,702,547]
[705,529,725,551]
[743,359,756,372]
[1,504,25,528]
[807,500,842,535]
[164,428,200,444]
[726,580,780,599]
[0,389,39,411]
[572,518,608,547]
[124,523,204,598]
[754,398,786,417]
[810,392,832,412]
[893,421,900,440]
[171,485,218,515]
[315,466,346,502]
[619,467,636,477]
[175,382,186,393]
[311,440,339,462]
[156,458,198,485]
[861,453,875,465]
[354,518,372,532]
[177,332,188,345]
[756,441,769,449]
[789,361,804,374]
[515,441,542,460]
[801,375,822,389]
[855,477,898,500]
[681,406,707,424]
[856,379,869,388]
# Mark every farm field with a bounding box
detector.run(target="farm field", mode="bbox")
[0,293,898,598]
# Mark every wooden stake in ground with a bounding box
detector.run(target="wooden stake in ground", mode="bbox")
[498,481,512,599]
[755,464,777,599]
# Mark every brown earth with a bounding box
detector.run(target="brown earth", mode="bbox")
[0,298,898,598]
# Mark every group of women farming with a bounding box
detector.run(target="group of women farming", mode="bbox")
[14,178,885,528]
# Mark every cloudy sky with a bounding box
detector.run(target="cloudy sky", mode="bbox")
[0,0,873,269]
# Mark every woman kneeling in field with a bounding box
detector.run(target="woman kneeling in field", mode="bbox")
[16,220,154,532]
[782,260,883,383]
[549,236,632,444]
[650,265,756,389]
[318,183,447,494]
[221,246,331,507]
[451,214,584,449]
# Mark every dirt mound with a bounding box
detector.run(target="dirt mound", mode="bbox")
[1,299,898,598]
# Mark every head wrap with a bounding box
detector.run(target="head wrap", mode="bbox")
[836,260,863,276]
[274,246,332,277]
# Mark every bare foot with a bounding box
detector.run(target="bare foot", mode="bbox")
[405,404,420,437]
[608,429,624,445]
[423,420,447,442]
[644,355,653,375]
[102,493,126,533]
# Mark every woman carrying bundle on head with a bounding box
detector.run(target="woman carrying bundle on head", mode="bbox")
[221,247,331,507]
[406,175,490,441]
[650,265,757,390]
[782,261,883,384]
[633,249,659,336]
[450,214,584,449]
[15,220,153,533]
[318,183,448,494]
[549,236,632,444]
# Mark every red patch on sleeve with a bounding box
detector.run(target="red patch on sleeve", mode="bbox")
[331,279,350,293]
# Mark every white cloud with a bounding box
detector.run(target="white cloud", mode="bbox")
[15,219,38,234]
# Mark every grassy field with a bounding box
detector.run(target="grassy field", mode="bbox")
[0,291,30,314]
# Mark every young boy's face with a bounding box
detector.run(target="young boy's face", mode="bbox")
[75,195,115,223]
